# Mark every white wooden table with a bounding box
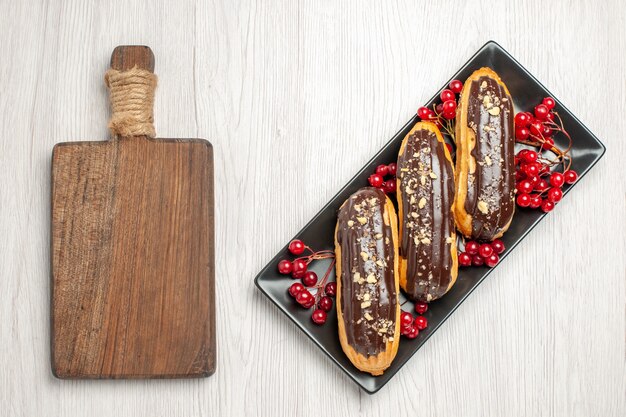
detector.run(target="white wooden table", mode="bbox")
[1,1,624,416]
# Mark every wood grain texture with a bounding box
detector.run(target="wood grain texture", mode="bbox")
[51,46,215,378]
[0,0,624,416]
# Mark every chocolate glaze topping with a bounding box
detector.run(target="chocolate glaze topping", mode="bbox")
[336,187,397,357]
[464,76,515,240]
[398,127,455,302]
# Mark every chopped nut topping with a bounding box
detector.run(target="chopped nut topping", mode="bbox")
[410,195,416,204]
[488,106,501,116]
[361,301,371,308]
[356,216,367,225]
[360,251,369,261]
[477,200,489,214]
[480,80,487,90]
[420,175,426,185]
[375,233,383,239]
[364,312,374,321]
[353,272,361,282]
[363,293,370,301]
[429,172,437,179]
[376,260,384,267]
[418,198,426,209]
[421,237,431,245]
[366,275,377,284]
[347,220,354,227]
[485,155,492,166]
[446,236,454,244]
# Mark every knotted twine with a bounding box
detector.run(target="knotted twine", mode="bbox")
[104,66,158,138]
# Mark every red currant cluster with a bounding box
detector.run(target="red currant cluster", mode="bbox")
[513,97,560,149]
[458,239,505,268]
[513,97,578,213]
[367,163,397,194]
[278,239,336,325]
[416,79,463,148]
[399,302,429,339]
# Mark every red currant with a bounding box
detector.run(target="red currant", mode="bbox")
[318,296,333,312]
[436,103,444,113]
[529,195,542,209]
[368,173,384,188]
[522,163,540,177]
[542,97,556,110]
[515,170,526,182]
[534,104,549,120]
[478,243,494,258]
[527,175,539,186]
[404,326,419,339]
[400,311,413,327]
[278,259,293,274]
[325,282,337,296]
[484,253,499,268]
[549,172,565,188]
[541,200,555,213]
[442,109,456,120]
[516,193,531,207]
[449,79,463,93]
[517,180,533,194]
[288,239,306,255]
[288,282,305,297]
[515,112,531,127]
[465,241,479,255]
[535,179,549,192]
[415,302,428,315]
[383,180,397,194]
[459,252,472,267]
[472,255,484,266]
[491,239,505,254]
[414,316,428,330]
[311,309,327,325]
[547,187,563,203]
[542,125,553,137]
[442,100,457,113]
[541,137,554,150]
[296,290,314,308]
[387,162,397,176]
[521,150,538,164]
[545,112,555,123]
[291,259,308,278]
[564,170,578,184]
[376,164,389,177]
[440,89,455,102]
[515,127,530,140]
[529,121,543,136]
[417,107,432,120]
[302,271,318,287]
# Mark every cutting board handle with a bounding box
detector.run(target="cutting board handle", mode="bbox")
[106,45,157,138]
[110,45,155,72]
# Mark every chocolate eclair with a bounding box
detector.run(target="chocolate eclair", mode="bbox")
[335,187,400,376]
[454,67,515,241]
[397,121,457,302]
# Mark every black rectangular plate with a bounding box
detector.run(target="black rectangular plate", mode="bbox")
[254,41,606,394]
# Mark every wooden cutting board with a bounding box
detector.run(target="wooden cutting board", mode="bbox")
[51,46,215,378]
